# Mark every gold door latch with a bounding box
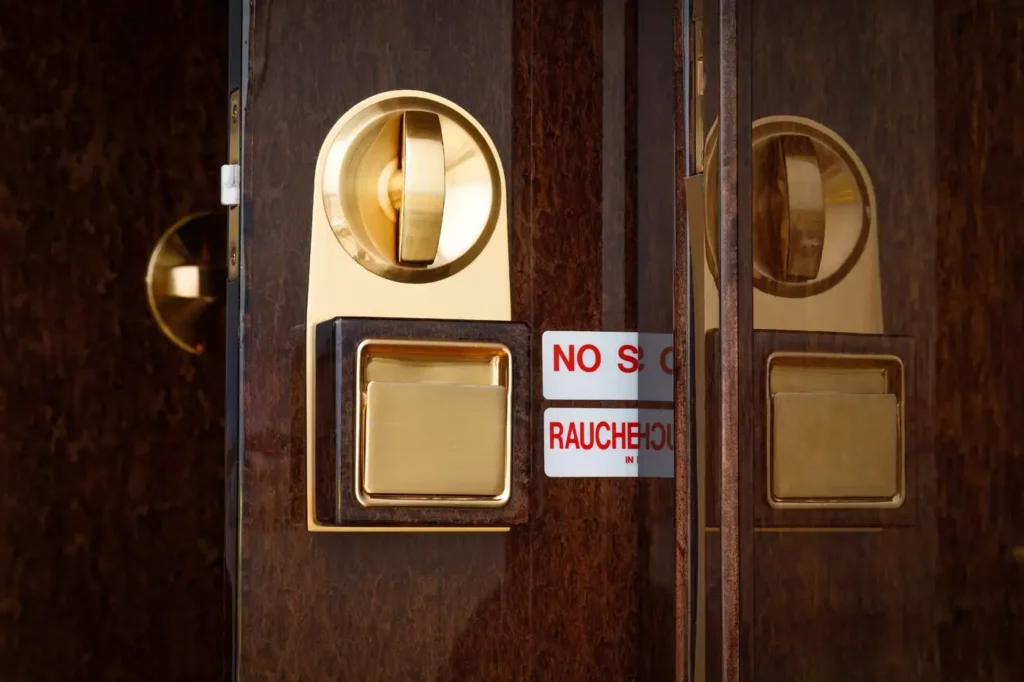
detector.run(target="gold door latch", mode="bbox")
[145,212,226,354]
[753,135,827,282]
[388,111,446,264]
[690,114,883,334]
[146,89,240,354]
[306,90,524,533]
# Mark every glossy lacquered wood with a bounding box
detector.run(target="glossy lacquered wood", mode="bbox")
[240,0,678,680]
[693,0,1024,679]
[0,1,226,679]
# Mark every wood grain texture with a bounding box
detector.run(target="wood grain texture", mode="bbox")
[674,0,694,678]
[694,0,1024,680]
[240,0,676,679]
[313,318,530,527]
[716,1,744,681]
[635,0,679,680]
[933,0,1024,678]
[0,1,227,680]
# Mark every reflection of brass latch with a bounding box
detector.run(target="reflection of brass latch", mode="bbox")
[754,136,826,281]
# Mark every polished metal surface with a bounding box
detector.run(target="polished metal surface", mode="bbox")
[355,338,513,508]
[145,213,226,354]
[305,90,511,532]
[766,352,906,509]
[320,90,503,283]
[697,115,884,334]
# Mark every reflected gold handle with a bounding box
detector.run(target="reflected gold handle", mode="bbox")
[753,136,826,281]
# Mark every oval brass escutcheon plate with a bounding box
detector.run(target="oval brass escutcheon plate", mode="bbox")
[703,115,877,299]
[320,90,504,284]
[145,212,226,354]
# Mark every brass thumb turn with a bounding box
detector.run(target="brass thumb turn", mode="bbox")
[390,111,445,264]
[145,212,226,354]
[754,136,826,281]
[702,116,873,299]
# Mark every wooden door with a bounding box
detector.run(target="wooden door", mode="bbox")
[0,2,227,680]
[234,1,685,681]
[692,0,1024,679]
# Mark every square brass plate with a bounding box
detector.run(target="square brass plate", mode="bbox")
[355,339,512,508]
[767,352,905,509]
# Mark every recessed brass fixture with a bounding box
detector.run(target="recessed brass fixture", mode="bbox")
[704,115,876,298]
[766,352,905,509]
[305,91,512,532]
[354,338,513,508]
[145,212,225,354]
[320,90,504,283]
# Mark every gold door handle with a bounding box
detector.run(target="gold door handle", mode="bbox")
[145,212,226,354]
[754,135,826,281]
[334,106,462,271]
[701,116,874,303]
[389,111,446,264]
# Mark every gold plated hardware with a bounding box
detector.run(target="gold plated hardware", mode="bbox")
[320,91,502,282]
[355,339,512,507]
[306,90,511,532]
[145,213,226,354]
[227,89,240,281]
[394,111,446,264]
[766,353,905,509]
[696,115,883,334]
[753,136,826,281]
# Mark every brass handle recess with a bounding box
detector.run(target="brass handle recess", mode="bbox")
[145,212,226,354]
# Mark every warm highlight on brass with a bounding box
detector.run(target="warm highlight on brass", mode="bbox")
[754,136,826,281]
[305,90,511,532]
[766,352,905,509]
[395,110,446,264]
[355,339,512,508]
[319,91,503,283]
[695,115,883,334]
[145,213,226,355]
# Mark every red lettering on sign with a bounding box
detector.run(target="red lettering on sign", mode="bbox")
[549,421,564,448]
[552,345,574,371]
[553,343,602,372]
[578,344,601,372]
[550,419,674,452]
[624,455,635,464]
[617,344,642,373]
[659,347,673,374]
[565,422,580,448]
[612,421,627,449]
[650,422,665,450]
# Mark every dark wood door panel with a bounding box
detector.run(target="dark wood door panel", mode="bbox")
[697,0,1024,679]
[240,0,677,679]
[0,1,226,680]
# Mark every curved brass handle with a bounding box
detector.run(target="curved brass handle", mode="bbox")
[390,111,446,265]
[753,136,826,282]
[151,265,223,301]
[145,213,226,354]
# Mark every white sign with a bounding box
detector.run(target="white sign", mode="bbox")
[541,331,673,401]
[544,408,674,478]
